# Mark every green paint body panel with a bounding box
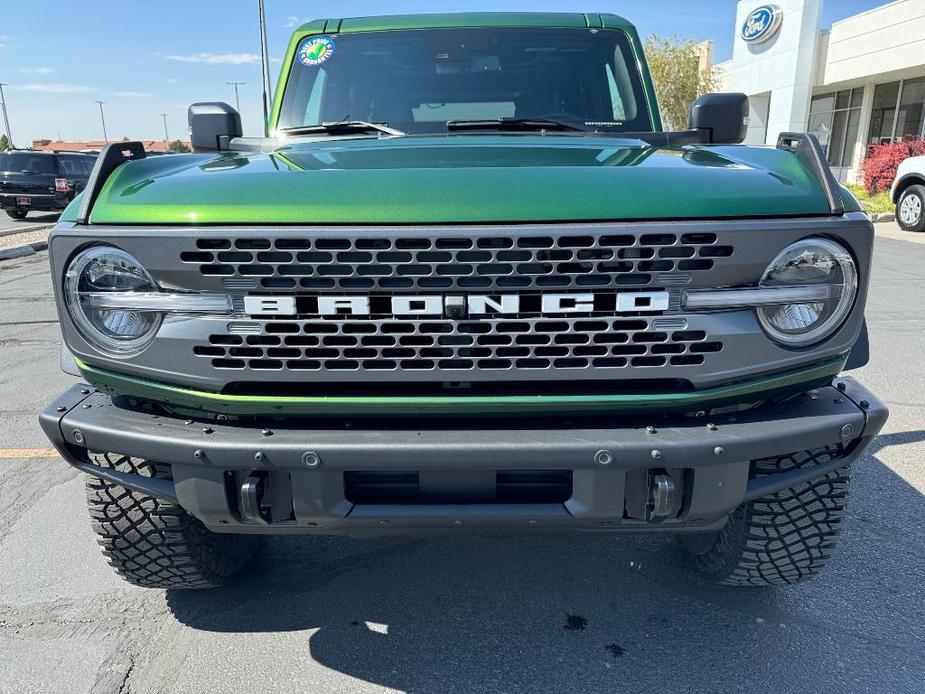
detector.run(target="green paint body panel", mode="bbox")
[85,137,831,225]
[77,357,845,418]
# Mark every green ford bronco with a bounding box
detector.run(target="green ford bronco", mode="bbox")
[40,13,887,589]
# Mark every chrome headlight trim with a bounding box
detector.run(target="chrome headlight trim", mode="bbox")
[756,238,858,347]
[64,246,233,357]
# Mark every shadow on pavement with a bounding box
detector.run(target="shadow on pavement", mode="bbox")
[165,431,925,692]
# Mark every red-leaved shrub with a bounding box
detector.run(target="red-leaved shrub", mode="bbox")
[863,138,925,193]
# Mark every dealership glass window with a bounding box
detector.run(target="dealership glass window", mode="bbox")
[896,77,925,140]
[867,79,925,145]
[868,82,901,145]
[807,88,862,167]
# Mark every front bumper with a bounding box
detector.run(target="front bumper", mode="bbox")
[40,378,887,535]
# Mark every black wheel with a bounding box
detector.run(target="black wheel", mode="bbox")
[679,446,851,586]
[897,184,925,232]
[86,452,261,589]
[5,208,27,219]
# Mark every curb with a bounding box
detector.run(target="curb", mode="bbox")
[0,223,54,240]
[870,212,896,223]
[0,241,48,261]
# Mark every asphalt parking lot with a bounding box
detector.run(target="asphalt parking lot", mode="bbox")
[0,224,923,694]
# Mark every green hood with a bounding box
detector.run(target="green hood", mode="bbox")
[83,135,834,225]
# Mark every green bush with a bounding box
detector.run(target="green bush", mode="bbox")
[845,183,893,214]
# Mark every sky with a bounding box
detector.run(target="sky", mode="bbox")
[0,0,889,145]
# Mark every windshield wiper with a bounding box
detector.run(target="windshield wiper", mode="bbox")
[446,117,589,133]
[280,121,406,137]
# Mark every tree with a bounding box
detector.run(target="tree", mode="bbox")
[644,35,719,132]
[168,139,191,153]
[0,134,8,150]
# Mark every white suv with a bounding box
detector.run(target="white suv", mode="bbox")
[892,156,925,232]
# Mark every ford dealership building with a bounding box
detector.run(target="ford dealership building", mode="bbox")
[716,0,925,182]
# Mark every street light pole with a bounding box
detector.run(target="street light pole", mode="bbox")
[161,113,169,143]
[0,83,14,149]
[258,0,272,137]
[95,100,108,143]
[226,82,245,113]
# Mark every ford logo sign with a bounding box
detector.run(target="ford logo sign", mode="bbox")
[742,5,782,43]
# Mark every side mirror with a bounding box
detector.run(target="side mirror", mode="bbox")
[689,93,748,144]
[188,102,242,152]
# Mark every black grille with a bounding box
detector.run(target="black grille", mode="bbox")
[195,318,723,373]
[182,232,734,291]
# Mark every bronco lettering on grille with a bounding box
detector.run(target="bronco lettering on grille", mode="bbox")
[243,292,671,317]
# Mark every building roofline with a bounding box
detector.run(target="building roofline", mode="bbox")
[829,0,912,28]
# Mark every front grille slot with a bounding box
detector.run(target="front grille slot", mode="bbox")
[186,232,732,291]
[197,318,723,373]
[344,470,573,505]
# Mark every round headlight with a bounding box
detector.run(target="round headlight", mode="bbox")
[64,247,162,355]
[757,238,858,347]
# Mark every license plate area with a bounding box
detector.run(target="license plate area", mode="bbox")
[344,470,573,504]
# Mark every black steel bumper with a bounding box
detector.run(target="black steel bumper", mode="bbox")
[39,378,887,535]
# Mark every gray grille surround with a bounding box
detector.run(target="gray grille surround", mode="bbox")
[49,214,874,392]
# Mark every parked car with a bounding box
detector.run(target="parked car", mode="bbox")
[0,150,96,219]
[40,12,886,590]
[891,155,925,231]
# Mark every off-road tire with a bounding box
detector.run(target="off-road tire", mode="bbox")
[5,208,27,220]
[679,445,851,586]
[896,184,925,232]
[85,452,260,589]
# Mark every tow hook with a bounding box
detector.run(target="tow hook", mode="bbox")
[239,474,272,525]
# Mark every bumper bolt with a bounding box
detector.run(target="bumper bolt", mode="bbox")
[651,449,662,461]
[56,406,66,412]
[594,449,614,466]
[707,423,718,431]
[836,382,847,391]
[82,404,91,409]
[860,400,870,410]
[80,388,90,395]
[302,451,320,468]
[713,446,725,456]
[202,427,213,434]
[193,449,204,459]
[840,424,855,439]
[185,420,193,426]
[646,426,657,435]
[261,428,273,437]
[254,451,265,463]
[72,429,84,445]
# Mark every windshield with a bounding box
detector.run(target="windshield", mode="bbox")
[278,27,652,135]
[0,153,57,174]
